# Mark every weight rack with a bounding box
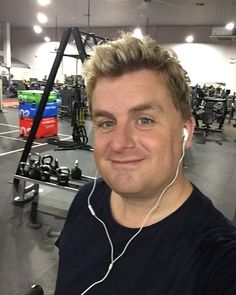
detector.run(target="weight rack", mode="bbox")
[13,174,95,227]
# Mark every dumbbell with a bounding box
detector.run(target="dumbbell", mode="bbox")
[56,167,70,186]
[71,160,82,180]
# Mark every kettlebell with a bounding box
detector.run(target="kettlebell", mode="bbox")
[29,161,41,180]
[56,167,70,186]
[28,153,41,167]
[71,160,82,180]
[40,165,51,182]
[19,162,30,177]
[51,158,59,176]
[42,155,58,176]
[41,155,53,166]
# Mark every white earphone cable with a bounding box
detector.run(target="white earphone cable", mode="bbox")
[113,142,185,265]
[82,137,186,294]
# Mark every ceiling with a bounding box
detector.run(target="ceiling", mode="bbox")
[0,0,235,29]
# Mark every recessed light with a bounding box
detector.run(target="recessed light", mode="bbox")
[37,0,50,6]
[33,25,42,34]
[37,13,48,24]
[185,35,194,43]
[44,36,51,42]
[225,22,234,30]
[132,28,143,39]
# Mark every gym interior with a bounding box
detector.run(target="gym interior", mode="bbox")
[0,1,236,294]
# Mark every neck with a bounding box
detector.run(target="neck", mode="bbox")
[110,177,193,228]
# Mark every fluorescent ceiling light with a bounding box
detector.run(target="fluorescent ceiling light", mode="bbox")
[33,25,43,34]
[132,28,143,39]
[185,35,194,43]
[44,36,51,42]
[225,22,234,30]
[37,12,48,24]
[37,0,50,6]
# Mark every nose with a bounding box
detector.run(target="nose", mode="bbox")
[110,122,135,151]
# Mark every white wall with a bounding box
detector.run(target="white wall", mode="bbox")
[9,26,236,93]
[10,28,83,82]
[171,43,236,92]
[31,42,83,82]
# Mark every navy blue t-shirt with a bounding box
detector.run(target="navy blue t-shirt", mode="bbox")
[55,179,236,295]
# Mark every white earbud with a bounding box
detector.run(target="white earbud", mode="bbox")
[183,128,188,144]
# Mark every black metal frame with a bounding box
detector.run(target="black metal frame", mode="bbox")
[194,97,227,134]
[13,27,107,206]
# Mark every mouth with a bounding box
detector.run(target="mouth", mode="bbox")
[110,158,144,166]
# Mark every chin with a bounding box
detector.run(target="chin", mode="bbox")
[106,178,145,197]
[99,165,150,193]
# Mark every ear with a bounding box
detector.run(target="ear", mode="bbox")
[183,116,195,148]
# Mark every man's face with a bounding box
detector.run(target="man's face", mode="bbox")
[91,69,193,199]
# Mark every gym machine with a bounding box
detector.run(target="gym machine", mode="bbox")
[72,73,88,145]
[191,84,230,138]
[12,28,107,223]
[227,95,236,127]
[59,54,89,146]
[0,76,2,112]
[193,96,227,136]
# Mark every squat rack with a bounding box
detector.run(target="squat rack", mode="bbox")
[12,27,107,210]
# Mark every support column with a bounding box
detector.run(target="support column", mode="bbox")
[3,22,11,68]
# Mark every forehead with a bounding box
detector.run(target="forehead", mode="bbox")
[91,69,174,113]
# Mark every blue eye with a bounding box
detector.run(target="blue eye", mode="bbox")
[137,117,154,125]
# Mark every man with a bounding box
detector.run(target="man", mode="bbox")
[55,33,236,294]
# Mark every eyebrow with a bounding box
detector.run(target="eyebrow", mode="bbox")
[92,110,115,120]
[129,102,164,114]
[92,101,164,119]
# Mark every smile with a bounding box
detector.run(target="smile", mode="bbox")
[110,158,144,165]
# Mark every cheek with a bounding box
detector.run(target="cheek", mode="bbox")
[144,133,179,162]
[93,132,108,156]
[140,132,165,150]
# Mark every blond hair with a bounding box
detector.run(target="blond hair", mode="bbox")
[84,33,192,119]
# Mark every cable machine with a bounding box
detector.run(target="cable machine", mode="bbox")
[62,54,89,146]
[72,67,88,145]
